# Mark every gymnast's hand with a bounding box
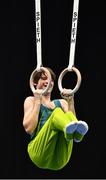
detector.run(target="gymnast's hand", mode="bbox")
[61,88,74,98]
[34,89,43,100]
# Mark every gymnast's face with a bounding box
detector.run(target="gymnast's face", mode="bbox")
[36,73,54,92]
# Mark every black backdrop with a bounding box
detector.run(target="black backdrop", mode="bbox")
[0,0,106,178]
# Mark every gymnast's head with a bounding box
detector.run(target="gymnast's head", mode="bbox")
[33,67,56,93]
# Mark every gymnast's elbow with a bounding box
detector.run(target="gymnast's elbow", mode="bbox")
[23,120,37,135]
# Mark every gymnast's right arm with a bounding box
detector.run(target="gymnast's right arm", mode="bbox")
[23,94,41,135]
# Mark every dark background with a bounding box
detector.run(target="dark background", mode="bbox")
[0,0,106,178]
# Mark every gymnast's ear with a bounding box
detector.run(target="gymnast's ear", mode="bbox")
[33,82,37,87]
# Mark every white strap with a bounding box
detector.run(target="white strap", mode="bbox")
[35,0,42,69]
[58,0,81,97]
[68,0,79,69]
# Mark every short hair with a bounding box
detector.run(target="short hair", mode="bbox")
[33,67,56,84]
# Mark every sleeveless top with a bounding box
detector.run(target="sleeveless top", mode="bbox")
[30,99,62,140]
